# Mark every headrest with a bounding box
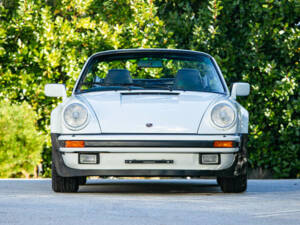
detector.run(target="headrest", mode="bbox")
[173,69,203,91]
[103,69,133,85]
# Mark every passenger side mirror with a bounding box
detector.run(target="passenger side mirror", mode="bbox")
[231,82,250,99]
[45,84,67,101]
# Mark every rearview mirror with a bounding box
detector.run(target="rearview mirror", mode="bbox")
[45,84,67,100]
[231,82,250,99]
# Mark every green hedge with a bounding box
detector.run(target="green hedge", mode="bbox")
[0,101,45,178]
[0,0,299,178]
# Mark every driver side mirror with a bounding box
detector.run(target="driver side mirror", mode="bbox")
[231,82,250,99]
[45,84,67,101]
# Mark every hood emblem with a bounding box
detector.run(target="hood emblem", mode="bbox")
[146,123,153,128]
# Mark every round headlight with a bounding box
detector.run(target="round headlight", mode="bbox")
[211,103,236,128]
[63,103,88,129]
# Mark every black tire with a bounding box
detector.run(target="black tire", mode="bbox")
[78,176,87,185]
[219,175,247,193]
[216,177,222,186]
[52,163,79,193]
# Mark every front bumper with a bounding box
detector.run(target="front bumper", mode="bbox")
[51,134,247,177]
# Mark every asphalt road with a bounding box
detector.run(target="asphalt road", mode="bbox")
[0,179,299,225]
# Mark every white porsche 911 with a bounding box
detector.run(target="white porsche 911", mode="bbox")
[45,49,250,193]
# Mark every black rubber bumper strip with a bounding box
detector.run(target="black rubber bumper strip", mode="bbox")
[59,140,239,148]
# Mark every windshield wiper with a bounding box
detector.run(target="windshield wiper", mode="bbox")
[100,83,144,91]
[143,84,173,91]
[101,83,143,87]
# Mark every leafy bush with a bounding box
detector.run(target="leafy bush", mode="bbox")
[0,0,298,177]
[0,101,45,178]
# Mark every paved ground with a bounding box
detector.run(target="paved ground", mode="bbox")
[0,179,299,225]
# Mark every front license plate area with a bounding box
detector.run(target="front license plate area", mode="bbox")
[125,159,174,164]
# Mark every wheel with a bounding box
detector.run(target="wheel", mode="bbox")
[219,175,247,193]
[78,176,87,185]
[52,163,79,193]
[216,177,222,186]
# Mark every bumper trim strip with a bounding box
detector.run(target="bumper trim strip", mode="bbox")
[60,140,239,148]
[59,147,239,153]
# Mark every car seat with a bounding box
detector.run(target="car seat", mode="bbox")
[173,69,205,91]
[103,69,133,85]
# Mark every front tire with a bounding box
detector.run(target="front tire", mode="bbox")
[52,163,79,193]
[78,176,87,185]
[219,175,247,193]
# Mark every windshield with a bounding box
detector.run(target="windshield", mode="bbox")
[76,52,225,94]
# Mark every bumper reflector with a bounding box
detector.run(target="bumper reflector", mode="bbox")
[79,153,99,164]
[65,140,85,148]
[200,154,220,164]
[213,141,234,148]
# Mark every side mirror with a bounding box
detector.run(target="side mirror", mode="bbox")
[231,82,250,99]
[45,84,67,100]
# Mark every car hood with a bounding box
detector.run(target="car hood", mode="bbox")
[80,91,223,134]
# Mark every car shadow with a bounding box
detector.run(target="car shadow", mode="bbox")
[78,179,222,194]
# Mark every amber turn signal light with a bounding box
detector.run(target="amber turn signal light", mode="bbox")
[213,141,234,148]
[65,140,85,148]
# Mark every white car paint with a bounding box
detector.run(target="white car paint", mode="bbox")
[62,153,235,170]
[82,91,222,134]
[50,90,248,135]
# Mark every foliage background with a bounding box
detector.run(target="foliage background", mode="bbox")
[0,0,299,178]
[0,101,44,178]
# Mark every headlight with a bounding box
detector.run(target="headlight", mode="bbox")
[63,103,88,130]
[211,103,236,128]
